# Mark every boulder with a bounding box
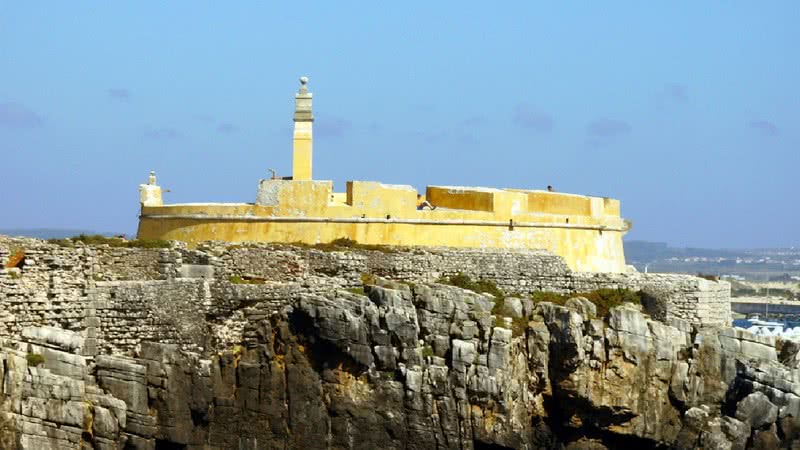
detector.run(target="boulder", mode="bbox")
[497,297,524,318]
[736,392,778,429]
[565,296,596,319]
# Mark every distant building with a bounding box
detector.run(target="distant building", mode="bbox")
[137,78,630,273]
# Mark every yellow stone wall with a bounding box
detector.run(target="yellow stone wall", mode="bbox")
[292,121,313,180]
[138,180,629,273]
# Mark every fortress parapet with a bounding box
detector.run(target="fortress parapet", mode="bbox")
[137,78,631,273]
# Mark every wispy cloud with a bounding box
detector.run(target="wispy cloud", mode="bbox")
[0,102,44,128]
[315,115,352,138]
[458,116,488,128]
[749,120,779,136]
[409,130,447,144]
[587,118,631,138]
[513,105,553,132]
[663,83,688,104]
[143,127,181,140]
[411,104,435,113]
[217,123,237,134]
[107,88,130,101]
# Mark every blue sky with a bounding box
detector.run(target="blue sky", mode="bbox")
[1,2,797,248]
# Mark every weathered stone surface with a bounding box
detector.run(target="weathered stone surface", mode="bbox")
[498,296,524,318]
[6,234,795,449]
[565,296,597,319]
[736,392,778,429]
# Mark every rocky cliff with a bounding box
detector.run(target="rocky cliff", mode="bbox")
[1,278,799,449]
[1,236,792,449]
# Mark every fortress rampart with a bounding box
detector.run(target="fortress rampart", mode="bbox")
[136,78,631,273]
[0,235,730,356]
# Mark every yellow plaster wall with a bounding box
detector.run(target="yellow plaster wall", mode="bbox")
[426,186,496,212]
[292,121,313,181]
[137,214,627,273]
[346,181,416,216]
[493,190,529,216]
[139,179,629,273]
[603,198,621,216]
[525,191,592,216]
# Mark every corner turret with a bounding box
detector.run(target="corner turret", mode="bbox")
[292,76,314,180]
[139,171,163,207]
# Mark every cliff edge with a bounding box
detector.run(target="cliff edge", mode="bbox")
[1,236,790,449]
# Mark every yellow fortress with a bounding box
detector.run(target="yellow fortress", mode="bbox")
[137,78,630,273]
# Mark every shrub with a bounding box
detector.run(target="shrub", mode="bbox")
[48,238,75,247]
[528,288,643,318]
[579,288,642,318]
[530,291,569,306]
[48,234,170,249]
[510,316,529,337]
[421,345,434,358]
[293,237,398,253]
[229,275,266,285]
[128,239,171,249]
[439,273,504,300]
[26,353,45,367]
[330,237,357,248]
[697,273,719,282]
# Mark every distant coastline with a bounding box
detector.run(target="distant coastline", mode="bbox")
[0,228,126,240]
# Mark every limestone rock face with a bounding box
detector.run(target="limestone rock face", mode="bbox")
[0,282,796,449]
[564,296,597,319]
[736,392,779,429]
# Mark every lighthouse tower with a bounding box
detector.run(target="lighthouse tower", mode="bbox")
[292,76,314,180]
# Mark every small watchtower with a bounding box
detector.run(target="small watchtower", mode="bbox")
[292,77,314,180]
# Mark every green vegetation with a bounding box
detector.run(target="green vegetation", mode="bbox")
[229,275,266,285]
[287,237,398,254]
[421,345,434,358]
[529,291,569,305]
[730,280,797,300]
[436,274,533,336]
[26,353,45,367]
[510,317,529,337]
[361,273,377,286]
[529,288,643,318]
[7,271,21,280]
[438,273,504,300]
[345,287,366,295]
[48,234,170,249]
[697,273,720,282]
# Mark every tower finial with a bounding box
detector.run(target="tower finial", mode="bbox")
[294,76,313,122]
[299,76,309,95]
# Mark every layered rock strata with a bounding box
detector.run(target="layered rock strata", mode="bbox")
[0,280,796,449]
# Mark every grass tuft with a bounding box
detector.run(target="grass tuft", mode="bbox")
[529,288,643,318]
[229,275,266,285]
[26,353,45,367]
[288,237,398,253]
[48,234,170,249]
[438,273,504,301]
